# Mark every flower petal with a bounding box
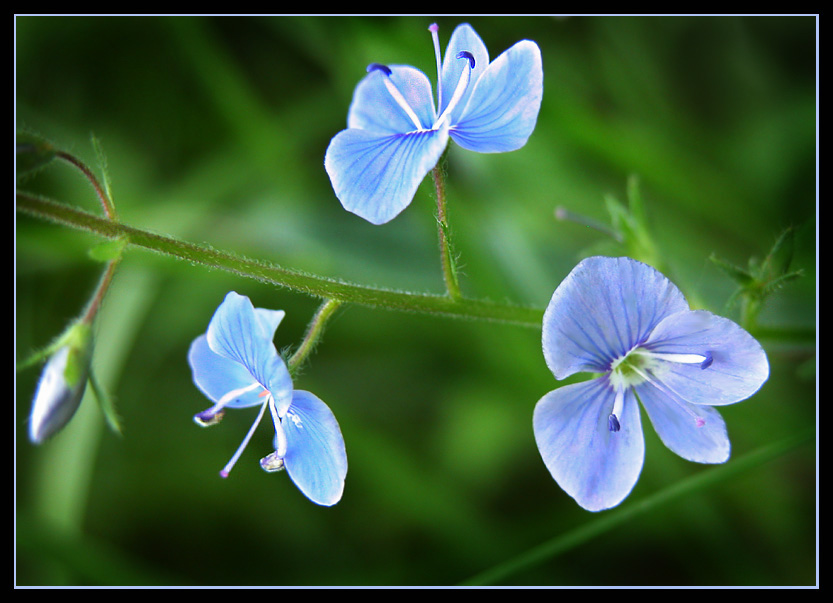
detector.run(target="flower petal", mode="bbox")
[533,377,644,512]
[543,256,690,380]
[282,390,348,506]
[643,310,770,406]
[325,122,449,225]
[439,23,490,121]
[205,292,293,413]
[254,308,285,341]
[347,65,436,133]
[637,380,731,463]
[451,40,543,153]
[188,335,263,408]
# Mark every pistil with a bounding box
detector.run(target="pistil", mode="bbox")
[429,23,443,111]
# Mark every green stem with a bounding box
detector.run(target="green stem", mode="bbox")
[460,427,814,586]
[288,298,342,376]
[17,192,542,327]
[432,149,462,300]
[55,151,117,220]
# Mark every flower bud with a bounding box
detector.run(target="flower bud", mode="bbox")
[28,323,93,444]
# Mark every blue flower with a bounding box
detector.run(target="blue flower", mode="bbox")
[188,292,347,506]
[533,256,769,512]
[325,22,543,225]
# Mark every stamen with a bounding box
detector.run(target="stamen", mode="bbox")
[457,50,476,69]
[609,387,625,432]
[260,451,285,473]
[196,381,264,427]
[216,380,263,407]
[194,405,225,427]
[367,63,392,77]
[367,63,425,132]
[645,351,712,369]
[429,23,443,111]
[219,399,269,478]
[434,51,474,128]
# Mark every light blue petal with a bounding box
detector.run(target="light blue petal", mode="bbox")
[282,390,348,507]
[347,65,436,133]
[542,257,690,380]
[637,381,731,463]
[325,122,449,225]
[643,310,770,406]
[533,377,644,512]
[440,23,489,121]
[188,334,263,408]
[205,292,293,413]
[254,308,285,341]
[451,40,543,153]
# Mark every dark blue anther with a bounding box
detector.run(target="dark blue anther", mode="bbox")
[700,352,714,370]
[608,414,621,433]
[456,51,475,69]
[367,63,392,76]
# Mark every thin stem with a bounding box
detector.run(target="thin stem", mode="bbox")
[432,149,462,300]
[81,254,121,326]
[17,193,542,328]
[459,427,813,586]
[55,151,117,221]
[288,298,343,375]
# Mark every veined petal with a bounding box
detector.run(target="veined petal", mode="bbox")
[254,308,285,341]
[533,377,644,512]
[325,122,449,225]
[543,257,690,380]
[188,335,263,408]
[348,65,436,134]
[643,310,769,406]
[205,292,293,413]
[439,23,489,121]
[282,390,348,506]
[451,40,543,153]
[637,380,731,463]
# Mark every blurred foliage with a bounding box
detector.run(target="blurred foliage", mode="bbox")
[15,16,816,586]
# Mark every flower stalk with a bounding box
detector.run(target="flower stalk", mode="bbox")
[288,298,343,376]
[431,150,462,300]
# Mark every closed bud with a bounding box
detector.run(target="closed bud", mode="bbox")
[28,323,93,444]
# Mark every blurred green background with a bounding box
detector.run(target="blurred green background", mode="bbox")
[15,16,816,586]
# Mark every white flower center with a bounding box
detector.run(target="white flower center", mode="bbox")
[606,346,712,432]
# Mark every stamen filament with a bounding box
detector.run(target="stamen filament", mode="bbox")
[434,51,474,128]
[367,63,426,132]
[217,380,263,407]
[647,351,711,367]
[268,397,288,458]
[219,398,269,478]
[628,364,708,429]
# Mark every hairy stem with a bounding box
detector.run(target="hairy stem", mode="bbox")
[432,149,462,300]
[17,193,543,328]
[288,298,343,376]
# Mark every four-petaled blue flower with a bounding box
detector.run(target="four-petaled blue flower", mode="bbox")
[188,291,347,506]
[533,256,769,512]
[325,22,543,225]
